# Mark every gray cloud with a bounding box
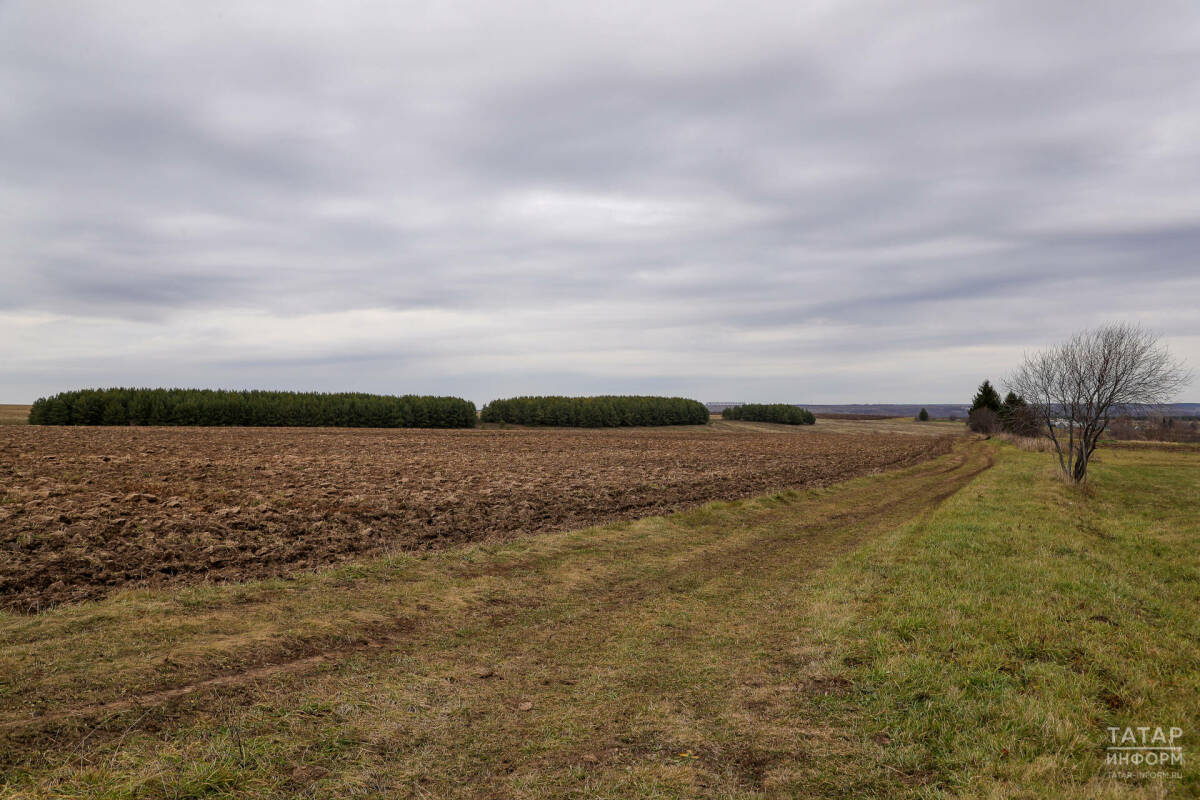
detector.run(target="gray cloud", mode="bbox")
[2,0,1199,404]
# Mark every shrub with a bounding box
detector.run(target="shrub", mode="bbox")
[1004,404,1042,437]
[479,396,708,427]
[27,389,477,428]
[721,404,815,425]
[918,408,929,421]
[967,407,1000,434]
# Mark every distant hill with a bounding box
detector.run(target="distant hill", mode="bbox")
[801,404,971,419]
[707,403,968,418]
[707,402,1200,420]
[1157,403,1200,417]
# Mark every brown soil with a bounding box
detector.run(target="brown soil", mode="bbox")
[0,425,953,611]
[0,441,988,741]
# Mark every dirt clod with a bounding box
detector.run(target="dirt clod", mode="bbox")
[0,425,952,612]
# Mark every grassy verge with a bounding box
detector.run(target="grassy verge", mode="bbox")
[1,440,1196,798]
[799,442,1199,798]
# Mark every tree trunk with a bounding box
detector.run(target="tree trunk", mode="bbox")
[1072,442,1089,483]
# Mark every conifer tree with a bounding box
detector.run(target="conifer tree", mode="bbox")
[971,380,1003,413]
[27,388,476,428]
[101,399,128,425]
[720,404,814,425]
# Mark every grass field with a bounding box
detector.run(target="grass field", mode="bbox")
[2,437,1195,798]
[0,405,30,425]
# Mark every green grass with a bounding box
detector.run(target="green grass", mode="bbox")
[0,441,1196,798]
[800,444,1199,798]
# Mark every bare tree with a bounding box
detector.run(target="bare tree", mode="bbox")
[1007,323,1191,483]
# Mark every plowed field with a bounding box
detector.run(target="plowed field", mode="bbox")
[0,425,954,611]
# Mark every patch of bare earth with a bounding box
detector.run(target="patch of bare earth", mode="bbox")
[0,425,953,611]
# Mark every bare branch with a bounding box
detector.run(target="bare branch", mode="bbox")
[1005,323,1192,483]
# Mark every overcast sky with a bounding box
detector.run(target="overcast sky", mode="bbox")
[2,1,1198,404]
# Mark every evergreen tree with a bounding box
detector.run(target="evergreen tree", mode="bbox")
[998,391,1038,436]
[72,393,104,425]
[26,388,476,428]
[479,396,708,427]
[45,399,70,424]
[971,380,1003,413]
[101,399,128,425]
[720,404,814,425]
[918,408,929,421]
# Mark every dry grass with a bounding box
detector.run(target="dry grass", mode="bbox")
[993,432,1056,451]
[715,417,963,437]
[0,405,30,426]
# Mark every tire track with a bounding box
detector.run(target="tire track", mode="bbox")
[0,441,993,736]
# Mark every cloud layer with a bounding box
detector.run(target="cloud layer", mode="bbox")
[3,0,1198,403]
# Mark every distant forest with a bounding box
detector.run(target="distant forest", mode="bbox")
[28,389,477,428]
[480,396,709,427]
[721,403,815,425]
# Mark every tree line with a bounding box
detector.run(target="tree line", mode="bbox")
[966,380,1039,436]
[28,388,478,428]
[721,403,815,425]
[479,396,709,427]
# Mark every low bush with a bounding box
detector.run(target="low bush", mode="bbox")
[722,404,815,425]
[479,396,709,427]
[967,407,1000,434]
[28,388,477,428]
